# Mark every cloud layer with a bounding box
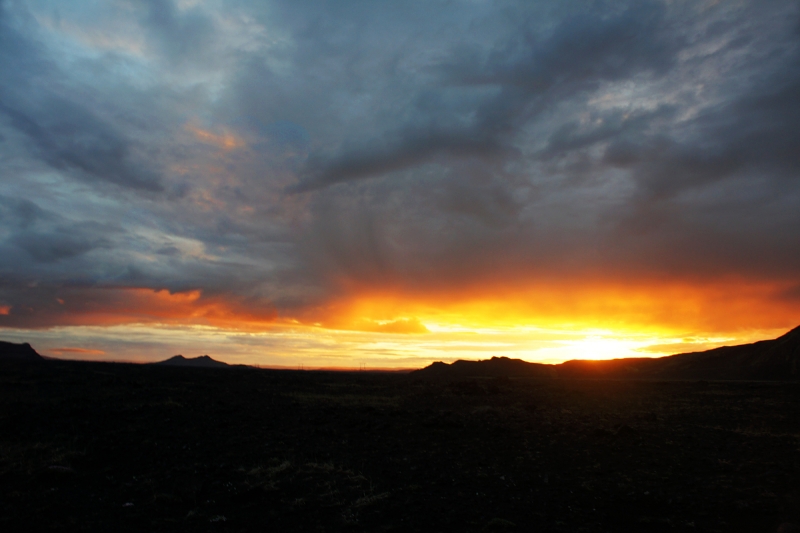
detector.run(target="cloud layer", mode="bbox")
[2,0,800,360]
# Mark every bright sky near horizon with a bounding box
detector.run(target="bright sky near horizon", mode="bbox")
[1,0,800,367]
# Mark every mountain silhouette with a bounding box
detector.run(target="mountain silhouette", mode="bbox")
[415,325,800,380]
[0,341,43,361]
[153,355,229,368]
[645,324,800,380]
[417,357,555,378]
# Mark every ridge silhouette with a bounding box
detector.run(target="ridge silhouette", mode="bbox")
[153,355,229,368]
[415,325,800,380]
[0,341,43,361]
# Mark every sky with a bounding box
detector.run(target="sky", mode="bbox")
[1,0,800,368]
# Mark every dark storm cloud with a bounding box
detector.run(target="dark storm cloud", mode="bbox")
[291,129,508,193]
[2,0,800,333]
[0,195,112,267]
[0,3,163,191]
[601,52,800,201]
[0,99,163,191]
[12,227,104,263]
[542,105,677,161]
[434,162,520,229]
[281,0,800,294]
[443,3,676,88]
[290,1,679,192]
[137,0,217,65]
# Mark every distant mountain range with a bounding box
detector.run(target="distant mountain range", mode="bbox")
[3,325,799,379]
[152,355,230,368]
[0,344,231,368]
[0,341,43,361]
[414,325,800,380]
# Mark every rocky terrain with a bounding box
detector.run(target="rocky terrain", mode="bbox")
[0,358,798,532]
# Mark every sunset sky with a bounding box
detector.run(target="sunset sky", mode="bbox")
[1,0,800,367]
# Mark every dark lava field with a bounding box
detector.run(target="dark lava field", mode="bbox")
[1,359,798,532]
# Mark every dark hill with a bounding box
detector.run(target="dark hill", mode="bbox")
[0,341,43,362]
[418,357,556,378]
[646,324,800,380]
[555,357,664,379]
[153,355,229,368]
[414,325,800,380]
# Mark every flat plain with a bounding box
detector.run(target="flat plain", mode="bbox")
[1,360,798,532]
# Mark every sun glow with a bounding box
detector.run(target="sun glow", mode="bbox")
[547,335,648,361]
[3,279,797,368]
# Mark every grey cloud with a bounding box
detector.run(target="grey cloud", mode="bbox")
[0,4,164,192]
[0,195,46,229]
[602,52,800,201]
[723,66,800,175]
[291,128,508,193]
[443,2,675,89]
[155,245,181,256]
[289,1,680,192]
[273,0,800,297]
[137,0,217,65]
[301,194,395,289]
[2,0,800,331]
[542,105,677,160]
[434,163,521,229]
[11,228,103,263]
[0,99,163,191]
[0,196,113,264]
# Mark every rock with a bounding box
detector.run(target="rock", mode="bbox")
[0,341,43,361]
[485,517,516,530]
[615,424,637,437]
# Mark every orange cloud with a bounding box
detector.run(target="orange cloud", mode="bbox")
[50,347,106,355]
[0,288,277,331]
[185,122,245,150]
[302,276,800,340]
[351,317,429,334]
[0,305,9,316]
[2,275,798,356]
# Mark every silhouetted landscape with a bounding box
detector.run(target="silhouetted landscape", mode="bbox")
[154,355,231,368]
[0,340,44,362]
[1,329,799,532]
[416,325,800,381]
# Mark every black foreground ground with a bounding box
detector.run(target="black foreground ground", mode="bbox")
[1,360,798,532]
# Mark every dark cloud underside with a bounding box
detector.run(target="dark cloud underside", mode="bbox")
[0,0,799,335]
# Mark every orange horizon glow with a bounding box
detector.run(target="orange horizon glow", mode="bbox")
[0,288,278,330]
[2,276,798,368]
[4,279,800,337]
[50,347,107,355]
[305,276,800,336]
